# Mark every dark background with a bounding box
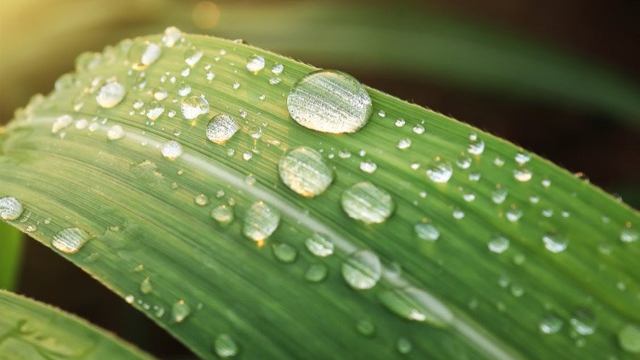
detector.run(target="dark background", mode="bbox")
[11,0,640,358]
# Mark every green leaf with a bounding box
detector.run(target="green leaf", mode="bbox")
[0,222,22,290]
[0,290,152,359]
[1,31,638,359]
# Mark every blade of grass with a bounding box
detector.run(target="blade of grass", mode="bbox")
[0,290,153,359]
[0,222,22,290]
[0,32,638,359]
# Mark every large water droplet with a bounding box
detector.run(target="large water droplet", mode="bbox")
[0,196,24,221]
[206,114,239,144]
[341,250,381,290]
[379,287,453,326]
[618,324,640,353]
[172,300,191,323]
[514,168,533,182]
[181,95,209,120]
[426,160,453,183]
[242,201,280,241]
[211,205,234,225]
[246,55,265,73]
[279,147,333,197]
[286,70,372,134]
[141,42,161,66]
[341,182,394,224]
[305,233,334,257]
[161,140,183,160]
[52,227,90,254]
[214,334,239,358]
[305,263,328,282]
[542,234,568,253]
[414,223,440,242]
[107,125,125,141]
[96,81,126,108]
[272,242,297,263]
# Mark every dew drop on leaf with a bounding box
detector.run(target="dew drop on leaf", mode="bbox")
[341,250,381,290]
[181,95,209,120]
[242,201,280,241]
[52,114,73,134]
[488,236,510,254]
[356,319,376,336]
[246,55,265,73]
[162,26,182,47]
[379,287,453,326]
[396,337,412,354]
[107,125,125,141]
[287,70,372,134]
[161,140,183,160]
[140,277,153,294]
[542,234,568,253]
[620,227,638,243]
[426,160,453,183]
[618,324,640,353]
[278,147,333,197]
[172,300,191,323]
[0,196,24,221]
[184,48,203,67]
[214,334,239,358]
[359,160,377,174]
[305,233,334,257]
[205,114,240,145]
[272,242,297,263]
[211,205,234,225]
[414,223,439,242]
[341,182,394,224]
[52,227,90,254]
[539,314,563,334]
[141,42,161,66]
[96,81,126,108]
[570,308,597,336]
[305,263,328,283]
[514,168,533,182]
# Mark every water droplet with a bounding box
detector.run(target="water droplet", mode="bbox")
[153,88,168,101]
[341,250,381,290]
[96,81,126,108]
[278,147,333,197]
[305,263,328,282]
[181,95,209,120]
[272,242,297,263]
[0,196,24,220]
[161,140,183,160]
[140,277,153,294]
[304,233,334,257]
[214,334,238,358]
[178,82,192,97]
[271,63,284,75]
[539,314,563,334]
[394,118,406,127]
[414,223,439,242]
[620,228,638,243]
[491,188,508,204]
[162,26,182,47]
[515,152,530,165]
[618,324,640,353]
[205,113,239,145]
[542,234,568,253]
[141,42,161,66]
[426,160,453,183]
[452,208,465,220]
[146,102,164,121]
[242,201,280,241]
[125,295,135,304]
[506,207,523,222]
[52,114,73,134]
[396,337,412,355]
[287,70,372,134]
[488,236,509,254]
[52,227,90,254]
[341,182,394,224]
[356,319,376,336]
[194,194,209,206]
[184,48,203,67]
[379,287,453,326]
[211,205,234,225]
[172,300,190,323]
[107,125,125,140]
[456,155,472,169]
[397,138,412,150]
[514,168,532,182]
[467,135,485,155]
[359,160,377,174]
[246,55,265,73]
[412,124,425,134]
[570,308,596,335]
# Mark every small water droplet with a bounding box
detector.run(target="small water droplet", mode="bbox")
[456,155,472,169]
[379,287,453,326]
[161,140,183,160]
[412,124,425,134]
[206,114,239,144]
[287,70,372,134]
[397,138,412,150]
[356,319,376,336]
[278,147,333,197]
[305,263,328,282]
[542,234,568,253]
[305,233,334,257]
[162,26,182,47]
[539,314,563,334]
[570,308,596,335]
[341,182,394,224]
[107,125,125,140]
[140,42,161,66]
[0,196,24,220]
[242,201,280,241]
[214,334,238,358]
[184,48,203,67]
[359,160,377,174]
[514,168,532,182]
[426,160,453,183]
[194,194,209,206]
[52,114,73,134]
[467,135,485,155]
[396,337,412,355]
[620,227,638,243]
[246,55,265,73]
[488,236,509,254]
[506,207,523,222]
[394,118,405,127]
[341,250,381,290]
[140,277,153,294]
[52,227,90,254]
[491,187,508,204]
[211,205,234,225]
[618,324,640,353]
[181,95,209,120]
[96,81,126,108]
[272,242,297,263]
[414,223,439,242]
[172,300,190,323]
[146,102,164,121]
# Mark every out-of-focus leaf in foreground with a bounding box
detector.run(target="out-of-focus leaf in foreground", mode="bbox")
[0,222,22,290]
[0,290,152,359]
[0,30,639,359]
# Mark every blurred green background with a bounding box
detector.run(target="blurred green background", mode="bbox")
[1,0,638,357]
